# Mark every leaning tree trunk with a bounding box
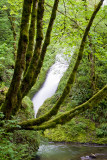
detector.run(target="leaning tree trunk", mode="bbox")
[1,0,33,119]
[16,0,105,128]
[11,0,60,115]
[1,0,104,125]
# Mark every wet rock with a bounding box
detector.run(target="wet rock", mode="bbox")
[81,153,96,160]
[89,153,96,158]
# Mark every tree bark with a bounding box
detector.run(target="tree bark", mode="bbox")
[24,85,107,130]
[20,0,59,98]
[1,0,33,119]
[17,0,104,127]
[11,0,44,115]
[25,0,38,73]
[7,85,107,131]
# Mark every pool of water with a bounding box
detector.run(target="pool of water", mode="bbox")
[34,142,107,160]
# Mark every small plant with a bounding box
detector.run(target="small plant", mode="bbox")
[0,112,39,160]
[96,123,107,138]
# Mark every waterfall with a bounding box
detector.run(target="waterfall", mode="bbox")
[32,52,73,117]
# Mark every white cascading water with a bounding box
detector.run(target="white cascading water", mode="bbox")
[32,52,73,117]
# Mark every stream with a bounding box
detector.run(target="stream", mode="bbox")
[32,49,107,160]
[34,142,107,160]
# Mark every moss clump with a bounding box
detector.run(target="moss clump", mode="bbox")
[14,96,34,121]
[0,87,8,106]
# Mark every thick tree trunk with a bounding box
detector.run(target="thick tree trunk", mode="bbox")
[20,0,59,98]
[17,0,104,127]
[1,0,33,119]
[6,0,60,116]
[25,0,38,73]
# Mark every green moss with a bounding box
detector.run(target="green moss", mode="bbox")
[0,87,8,106]
[44,117,106,144]
[15,96,34,121]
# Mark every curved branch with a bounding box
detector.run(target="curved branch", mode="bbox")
[21,85,107,130]
[18,0,104,127]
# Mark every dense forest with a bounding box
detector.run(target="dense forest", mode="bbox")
[0,0,107,159]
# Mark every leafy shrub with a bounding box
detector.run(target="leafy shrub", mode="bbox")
[0,112,39,160]
[96,123,107,138]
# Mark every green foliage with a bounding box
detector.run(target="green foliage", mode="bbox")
[0,0,106,151]
[0,112,39,160]
[44,117,97,143]
[0,0,22,87]
[96,123,107,138]
[0,43,14,86]
[7,0,23,15]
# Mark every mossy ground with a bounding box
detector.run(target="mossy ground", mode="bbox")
[44,116,107,144]
[35,52,107,145]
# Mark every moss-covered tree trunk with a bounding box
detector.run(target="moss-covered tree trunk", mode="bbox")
[7,85,107,131]
[0,0,106,133]
[17,0,104,127]
[1,0,33,119]
[11,0,45,115]
[11,0,60,115]
[25,0,38,73]
[20,0,60,98]
[0,0,60,119]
